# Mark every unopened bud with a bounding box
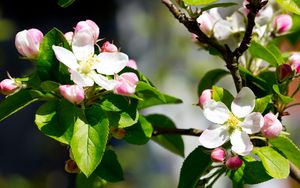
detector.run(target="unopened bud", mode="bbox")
[196,12,214,37]
[226,156,243,170]
[126,59,138,70]
[198,89,212,108]
[211,148,226,162]
[75,20,99,43]
[64,32,74,45]
[0,78,20,95]
[15,28,43,58]
[65,159,80,174]
[114,73,139,96]
[59,85,85,105]
[276,64,293,82]
[261,112,282,138]
[289,53,300,74]
[101,41,118,52]
[111,128,126,139]
[273,14,292,34]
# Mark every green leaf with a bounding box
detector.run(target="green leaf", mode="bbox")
[197,69,229,96]
[178,146,212,188]
[76,173,106,188]
[272,85,294,104]
[201,2,238,11]
[40,81,60,92]
[270,135,300,169]
[101,94,138,128]
[37,28,71,82]
[58,0,75,8]
[212,85,234,108]
[124,115,153,145]
[253,95,273,113]
[0,90,38,122]
[71,105,109,177]
[249,41,280,66]
[146,114,185,157]
[243,160,272,184]
[183,0,218,5]
[136,82,182,109]
[266,43,285,65]
[253,146,290,179]
[35,100,79,144]
[275,0,300,15]
[94,149,124,182]
[227,162,245,184]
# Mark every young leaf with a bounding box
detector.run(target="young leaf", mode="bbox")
[198,69,229,96]
[71,105,109,177]
[94,149,124,182]
[35,100,79,145]
[76,173,106,188]
[272,85,294,104]
[270,135,300,169]
[253,95,273,113]
[58,0,75,8]
[146,114,185,157]
[201,2,238,11]
[249,41,280,67]
[178,146,212,188]
[212,85,234,108]
[0,90,38,122]
[253,146,290,179]
[275,0,300,15]
[266,43,285,65]
[183,0,217,6]
[243,160,272,184]
[124,115,153,145]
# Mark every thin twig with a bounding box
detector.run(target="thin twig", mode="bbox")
[152,127,203,136]
[290,163,300,184]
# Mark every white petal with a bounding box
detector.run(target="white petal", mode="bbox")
[241,112,264,134]
[230,130,253,156]
[72,29,95,61]
[231,87,255,118]
[95,52,128,75]
[90,73,117,90]
[52,46,79,70]
[203,100,230,124]
[70,70,94,87]
[199,124,229,149]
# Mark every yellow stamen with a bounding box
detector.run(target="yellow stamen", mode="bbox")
[78,54,100,74]
[227,114,240,130]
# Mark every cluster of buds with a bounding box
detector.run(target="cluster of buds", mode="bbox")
[210,148,243,170]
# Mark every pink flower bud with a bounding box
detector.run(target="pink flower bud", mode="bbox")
[276,64,293,82]
[198,89,212,108]
[273,14,293,34]
[110,128,126,139]
[289,53,300,74]
[101,41,118,52]
[65,159,80,174]
[226,156,243,170]
[114,73,139,96]
[15,28,43,58]
[0,79,19,95]
[126,59,138,70]
[59,85,85,105]
[64,32,74,44]
[75,20,99,43]
[211,148,226,162]
[196,12,214,37]
[261,112,282,138]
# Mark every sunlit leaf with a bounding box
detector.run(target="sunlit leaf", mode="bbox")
[275,0,300,15]
[183,0,218,6]
[58,0,75,8]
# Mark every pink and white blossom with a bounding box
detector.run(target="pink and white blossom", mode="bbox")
[64,32,74,45]
[196,11,214,37]
[226,156,243,170]
[126,59,138,70]
[273,14,293,34]
[59,85,85,105]
[75,20,99,43]
[199,87,264,156]
[101,41,118,52]
[211,148,226,162]
[289,53,300,74]
[15,28,43,58]
[261,112,282,138]
[198,89,212,108]
[113,72,139,96]
[0,78,19,95]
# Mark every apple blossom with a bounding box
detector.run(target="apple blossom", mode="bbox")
[211,148,226,162]
[226,156,243,170]
[199,87,264,156]
[126,59,138,70]
[15,28,43,58]
[196,11,214,37]
[273,14,292,34]
[113,72,139,96]
[198,89,212,108]
[0,78,20,95]
[59,85,85,105]
[101,41,118,52]
[289,53,300,74]
[64,32,74,44]
[261,112,282,138]
[75,20,99,43]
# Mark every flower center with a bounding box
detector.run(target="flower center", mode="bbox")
[227,114,240,130]
[78,54,100,74]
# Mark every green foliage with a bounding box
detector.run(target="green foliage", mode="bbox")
[94,149,124,182]
[212,85,234,108]
[270,135,300,169]
[197,69,229,96]
[253,147,290,179]
[253,95,273,113]
[272,85,294,104]
[58,0,75,8]
[243,160,272,184]
[201,2,238,11]
[183,0,218,6]
[124,115,153,145]
[177,146,212,188]
[76,173,106,188]
[71,105,109,177]
[0,90,39,122]
[275,0,300,15]
[147,114,185,157]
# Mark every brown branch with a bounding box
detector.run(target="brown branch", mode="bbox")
[152,127,202,136]
[290,163,300,184]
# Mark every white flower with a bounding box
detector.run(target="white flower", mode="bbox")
[199,87,264,156]
[52,30,128,90]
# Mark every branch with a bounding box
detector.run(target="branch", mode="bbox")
[152,127,202,136]
[290,163,300,184]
